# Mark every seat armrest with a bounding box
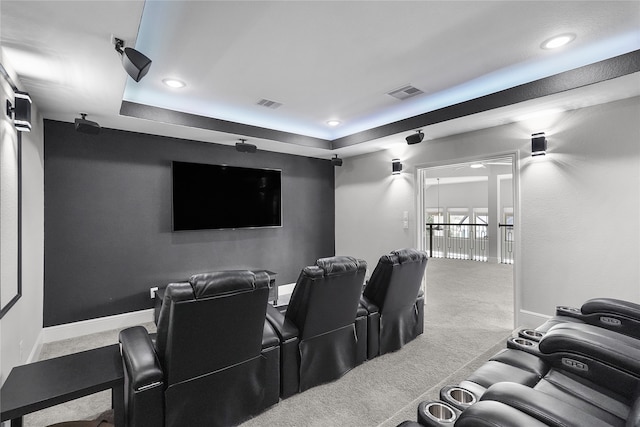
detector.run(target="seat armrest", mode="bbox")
[360,295,379,314]
[119,326,164,427]
[482,382,614,427]
[119,326,164,390]
[582,298,640,320]
[266,304,299,342]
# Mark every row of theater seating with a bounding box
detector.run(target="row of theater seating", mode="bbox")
[118,248,429,426]
[398,297,640,427]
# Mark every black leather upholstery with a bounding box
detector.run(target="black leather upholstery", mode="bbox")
[537,298,640,340]
[119,270,279,427]
[400,298,640,427]
[538,322,640,396]
[481,382,622,427]
[361,248,428,358]
[266,256,367,396]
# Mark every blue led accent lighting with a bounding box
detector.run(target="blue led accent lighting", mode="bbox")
[124,2,640,141]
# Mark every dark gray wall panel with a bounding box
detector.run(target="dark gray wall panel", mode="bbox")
[44,120,335,326]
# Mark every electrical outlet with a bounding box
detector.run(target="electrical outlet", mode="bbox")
[150,286,158,299]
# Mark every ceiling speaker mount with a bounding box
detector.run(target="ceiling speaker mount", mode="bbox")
[235,138,257,153]
[75,113,101,134]
[114,37,152,82]
[406,130,425,145]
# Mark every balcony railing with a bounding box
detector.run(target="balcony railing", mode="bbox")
[499,223,514,265]
[424,223,514,264]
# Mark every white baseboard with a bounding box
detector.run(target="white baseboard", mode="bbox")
[279,283,295,296]
[26,331,44,364]
[42,308,154,344]
[518,309,552,329]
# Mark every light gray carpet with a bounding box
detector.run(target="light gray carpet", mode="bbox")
[24,258,514,427]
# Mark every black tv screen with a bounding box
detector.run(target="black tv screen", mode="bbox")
[172,161,282,231]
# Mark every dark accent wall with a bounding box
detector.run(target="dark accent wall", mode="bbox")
[44,120,335,326]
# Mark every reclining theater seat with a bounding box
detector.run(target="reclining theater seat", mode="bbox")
[361,248,428,358]
[118,270,280,427]
[266,256,367,396]
[536,297,640,340]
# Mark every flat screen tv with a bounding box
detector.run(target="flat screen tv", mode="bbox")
[172,161,282,231]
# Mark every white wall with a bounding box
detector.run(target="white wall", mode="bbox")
[336,96,640,327]
[0,53,45,384]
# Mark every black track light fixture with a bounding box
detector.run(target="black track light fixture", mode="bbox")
[114,37,152,82]
[331,155,343,167]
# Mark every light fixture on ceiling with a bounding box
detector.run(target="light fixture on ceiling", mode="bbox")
[162,78,186,88]
[541,33,576,50]
[531,132,547,156]
[6,91,31,132]
[331,155,343,167]
[74,113,101,134]
[326,120,341,127]
[235,138,257,153]
[114,37,152,82]
[405,130,424,145]
[392,159,402,175]
[470,163,485,169]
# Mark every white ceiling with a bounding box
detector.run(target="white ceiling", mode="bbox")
[2,1,640,160]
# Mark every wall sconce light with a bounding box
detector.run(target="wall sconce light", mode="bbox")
[392,159,403,174]
[405,130,424,145]
[6,91,32,132]
[114,37,152,82]
[531,132,547,156]
[331,155,343,167]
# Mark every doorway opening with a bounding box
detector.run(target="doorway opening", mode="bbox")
[416,154,518,330]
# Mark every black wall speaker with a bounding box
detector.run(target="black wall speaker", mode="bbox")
[75,114,101,134]
[236,142,257,153]
[406,130,424,145]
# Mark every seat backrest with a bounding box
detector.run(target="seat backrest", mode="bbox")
[285,256,367,340]
[155,270,269,386]
[363,248,428,314]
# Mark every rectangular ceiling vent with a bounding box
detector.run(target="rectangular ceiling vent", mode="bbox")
[387,85,424,101]
[257,98,283,109]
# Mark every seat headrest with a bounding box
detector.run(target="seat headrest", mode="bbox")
[380,248,427,265]
[315,256,366,276]
[188,270,268,299]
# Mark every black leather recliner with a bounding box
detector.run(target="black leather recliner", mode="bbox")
[407,298,640,427]
[360,248,428,358]
[266,256,368,397]
[119,270,280,427]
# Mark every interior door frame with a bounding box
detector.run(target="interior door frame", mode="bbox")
[415,150,521,330]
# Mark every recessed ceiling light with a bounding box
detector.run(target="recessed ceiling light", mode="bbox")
[470,163,485,169]
[541,33,576,50]
[326,120,341,127]
[162,78,186,88]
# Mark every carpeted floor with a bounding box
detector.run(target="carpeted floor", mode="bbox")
[23,258,514,427]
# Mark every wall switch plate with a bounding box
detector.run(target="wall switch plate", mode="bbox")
[150,286,158,299]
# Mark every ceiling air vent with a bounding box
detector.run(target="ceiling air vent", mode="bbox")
[387,85,424,101]
[257,98,283,109]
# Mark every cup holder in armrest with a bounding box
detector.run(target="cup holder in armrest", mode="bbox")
[518,328,544,342]
[417,401,459,426]
[557,305,582,316]
[439,385,477,411]
[507,336,540,356]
